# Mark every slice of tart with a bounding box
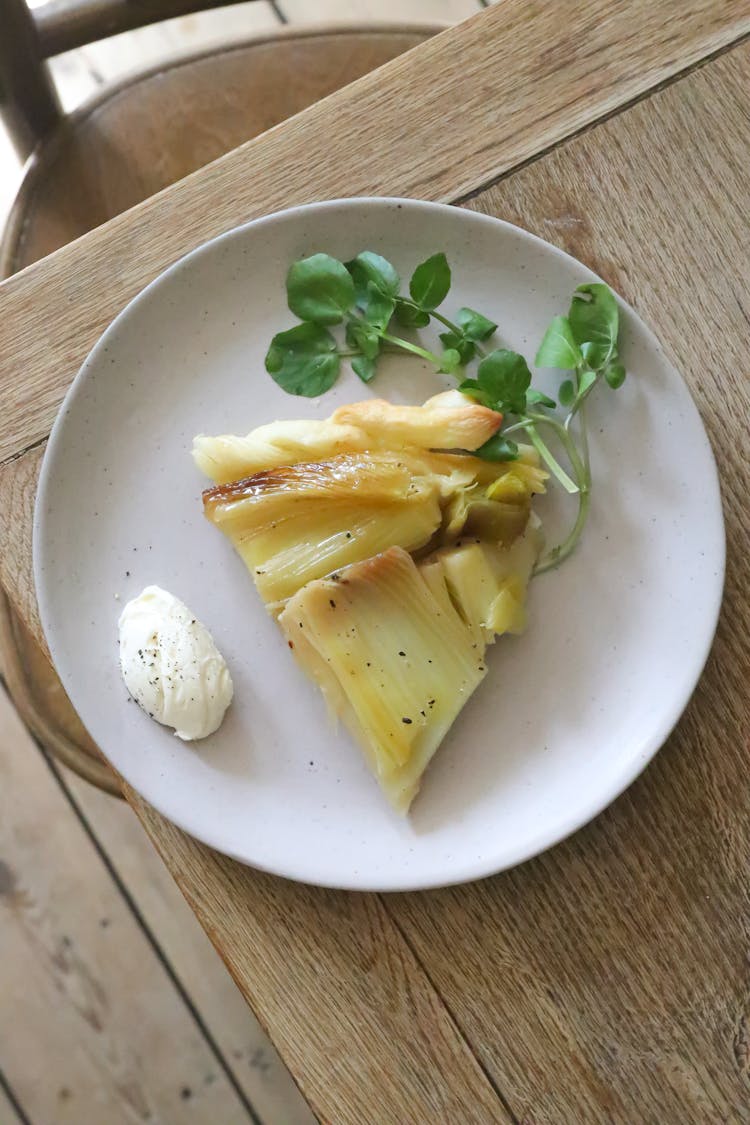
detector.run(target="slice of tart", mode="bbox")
[196,394,546,811]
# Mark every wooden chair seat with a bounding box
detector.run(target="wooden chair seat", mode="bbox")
[0,23,437,791]
[2,24,436,273]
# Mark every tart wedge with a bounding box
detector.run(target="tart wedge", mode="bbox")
[196,394,546,811]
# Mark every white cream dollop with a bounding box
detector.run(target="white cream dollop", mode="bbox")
[118,586,233,741]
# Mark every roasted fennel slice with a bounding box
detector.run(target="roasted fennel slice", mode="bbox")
[202,453,443,604]
[422,517,543,646]
[279,547,487,813]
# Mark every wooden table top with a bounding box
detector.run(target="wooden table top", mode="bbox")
[2,2,749,1120]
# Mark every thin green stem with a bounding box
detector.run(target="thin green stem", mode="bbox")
[499,418,534,436]
[428,308,462,334]
[525,426,579,494]
[380,332,441,366]
[575,398,591,475]
[528,412,589,491]
[396,301,490,358]
[534,487,592,574]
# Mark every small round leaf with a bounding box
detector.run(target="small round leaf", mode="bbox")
[286,254,355,325]
[409,252,451,310]
[265,322,340,396]
[604,361,626,389]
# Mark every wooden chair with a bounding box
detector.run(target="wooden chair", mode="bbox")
[0,0,439,793]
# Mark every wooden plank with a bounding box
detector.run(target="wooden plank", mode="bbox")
[0,445,42,647]
[278,0,481,21]
[1,0,747,466]
[128,794,512,1125]
[124,38,750,1124]
[381,43,750,1123]
[61,766,315,1125]
[0,685,255,1125]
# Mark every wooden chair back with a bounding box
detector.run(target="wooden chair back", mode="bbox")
[0,0,264,154]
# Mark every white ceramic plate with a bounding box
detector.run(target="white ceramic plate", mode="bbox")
[34,198,724,890]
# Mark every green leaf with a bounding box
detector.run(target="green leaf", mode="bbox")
[558,379,575,407]
[439,331,476,365]
[604,360,626,389]
[394,299,430,329]
[265,323,340,397]
[409,252,451,310]
[476,349,532,415]
[286,253,354,326]
[456,307,497,342]
[474,433,519,462]
[577,368,598,398]
[345,251,400,300]
[568,283,618,368]
[527,388,556,408]
[438,348,462,374]
[359,282,395,330]
[345,319,381,359]
[352,354,378,383]
[458,378,493,408]
[535,315,582,370]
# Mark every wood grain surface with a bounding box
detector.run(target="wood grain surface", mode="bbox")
[128,42,750,1121]
[131,795,513,1125]
[62,768,315,1124]
[2,2,750,1122]
[0,445,43,644]
[0,684,256,1124]
[0,0,747,467]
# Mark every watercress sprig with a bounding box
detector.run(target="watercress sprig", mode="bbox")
[529,283,624,571]
[265,251,495,394]
[264,251,626,573]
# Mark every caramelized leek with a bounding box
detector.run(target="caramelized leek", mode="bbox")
[279,547,487,812]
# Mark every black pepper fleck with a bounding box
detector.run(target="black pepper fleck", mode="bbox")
[402,717,412,725]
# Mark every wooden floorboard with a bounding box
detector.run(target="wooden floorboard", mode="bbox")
[0,686,254,1125]
[59,765,315,1125]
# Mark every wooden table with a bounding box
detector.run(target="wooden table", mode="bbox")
[2,2,749,1120]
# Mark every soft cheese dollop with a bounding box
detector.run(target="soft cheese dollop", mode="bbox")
[118,586,233,740]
